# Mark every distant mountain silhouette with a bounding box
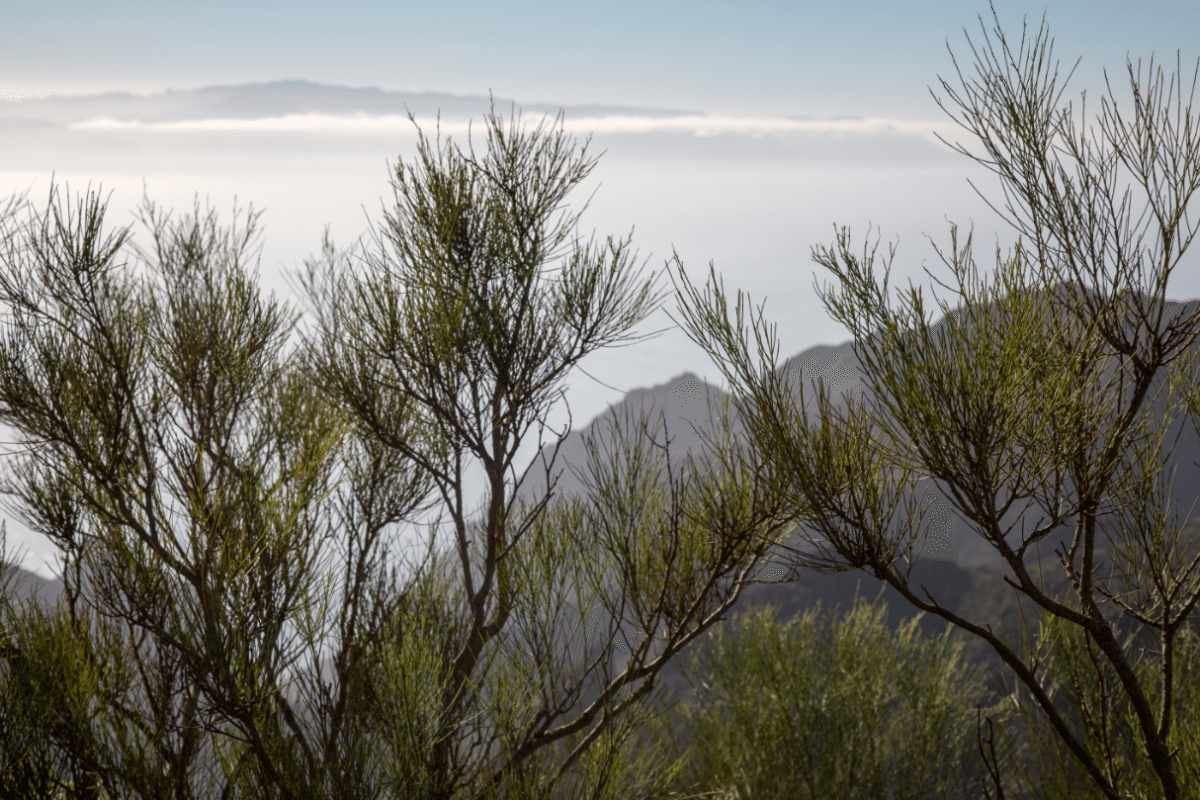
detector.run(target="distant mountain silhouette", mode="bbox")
[0,79,705,131]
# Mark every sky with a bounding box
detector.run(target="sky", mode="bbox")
[2,0,1200,582]
[4,0,1199,117]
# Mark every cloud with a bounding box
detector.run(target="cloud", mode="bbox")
[14,80,948,147]
[64,111,951,146]
[0,88,56,101]
[70,117,149,130]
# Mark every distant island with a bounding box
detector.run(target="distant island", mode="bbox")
[0,79,706,131]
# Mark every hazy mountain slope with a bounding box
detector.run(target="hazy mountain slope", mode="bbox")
[518,288,1200,573]
[0,561,61,608]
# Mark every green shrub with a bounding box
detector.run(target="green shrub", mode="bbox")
[635,589,1018,800]
[991,614,1200,800]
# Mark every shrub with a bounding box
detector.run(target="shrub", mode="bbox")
[636,589,1018,800]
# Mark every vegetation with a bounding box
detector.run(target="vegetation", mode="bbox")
[621,537,1200,800]
[635,590,1019,800]
[998,607,1200,799]
[2,2,1199,799]
[665,2,1200,798]
[0,100,804,799]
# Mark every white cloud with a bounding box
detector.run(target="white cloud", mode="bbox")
[70,117,149,130]
[0,88,56,101]
[65,111,950,145]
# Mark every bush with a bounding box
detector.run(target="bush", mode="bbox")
[635,588,1018,800]
[991,613,1200,800]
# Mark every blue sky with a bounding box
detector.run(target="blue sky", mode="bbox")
[5,1,1198,116]
[2,1,1200,579]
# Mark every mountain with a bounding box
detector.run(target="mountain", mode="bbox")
[0,79,705,131]
[501,282,1200,707]
[518,287,1200,573]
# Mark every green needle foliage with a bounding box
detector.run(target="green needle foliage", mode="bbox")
[994,608,1200,800]
[0,101,805,800]
[666,3,1200,799]
[634,590,1020,800]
